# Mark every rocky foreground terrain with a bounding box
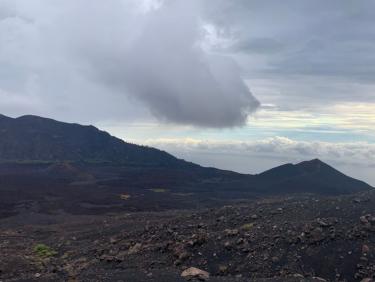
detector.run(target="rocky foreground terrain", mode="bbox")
[1,190,375,282]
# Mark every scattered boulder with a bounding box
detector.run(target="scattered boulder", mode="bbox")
[360,216,369,224]
[224,241,232,249]
[181,267,210,281]
[224,229,239,236]
[316,218,330,227]
[312,277,327,282]
[362,244,370,254]
[310,227,324,243]
[128,243,142,255]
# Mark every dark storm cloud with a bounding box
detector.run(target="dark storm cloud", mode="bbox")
[0,0,259,127]
[88,1,259,127]
[1,0,375,125]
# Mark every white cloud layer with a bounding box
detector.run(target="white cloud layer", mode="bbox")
[143,136,375,168]
[141,137,375,185]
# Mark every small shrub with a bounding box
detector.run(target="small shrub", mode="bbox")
[150,188,168,193]
[241,223,254,231]
[34,244,57,258]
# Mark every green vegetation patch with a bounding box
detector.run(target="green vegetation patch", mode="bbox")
[150,188,169,193]
[172,192,194,197]
[241,223,254,231]
[33,243,57,258]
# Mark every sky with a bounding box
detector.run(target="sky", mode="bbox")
[0,0,374,185]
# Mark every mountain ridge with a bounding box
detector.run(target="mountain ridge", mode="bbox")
[0,114,197,168]
[0,114,372,201]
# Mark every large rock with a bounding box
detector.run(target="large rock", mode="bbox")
[181,267,210,281]
[128,243,142,255]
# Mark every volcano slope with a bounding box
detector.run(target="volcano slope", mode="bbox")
[0,114,374,281]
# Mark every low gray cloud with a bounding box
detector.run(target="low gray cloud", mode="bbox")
[94,1,259,127]
[0,0,259,127]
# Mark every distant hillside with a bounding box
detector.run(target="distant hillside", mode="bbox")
[0,114,195,167]
[257,158,373,194]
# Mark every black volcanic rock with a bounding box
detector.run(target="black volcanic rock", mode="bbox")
[0,114,195,168]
